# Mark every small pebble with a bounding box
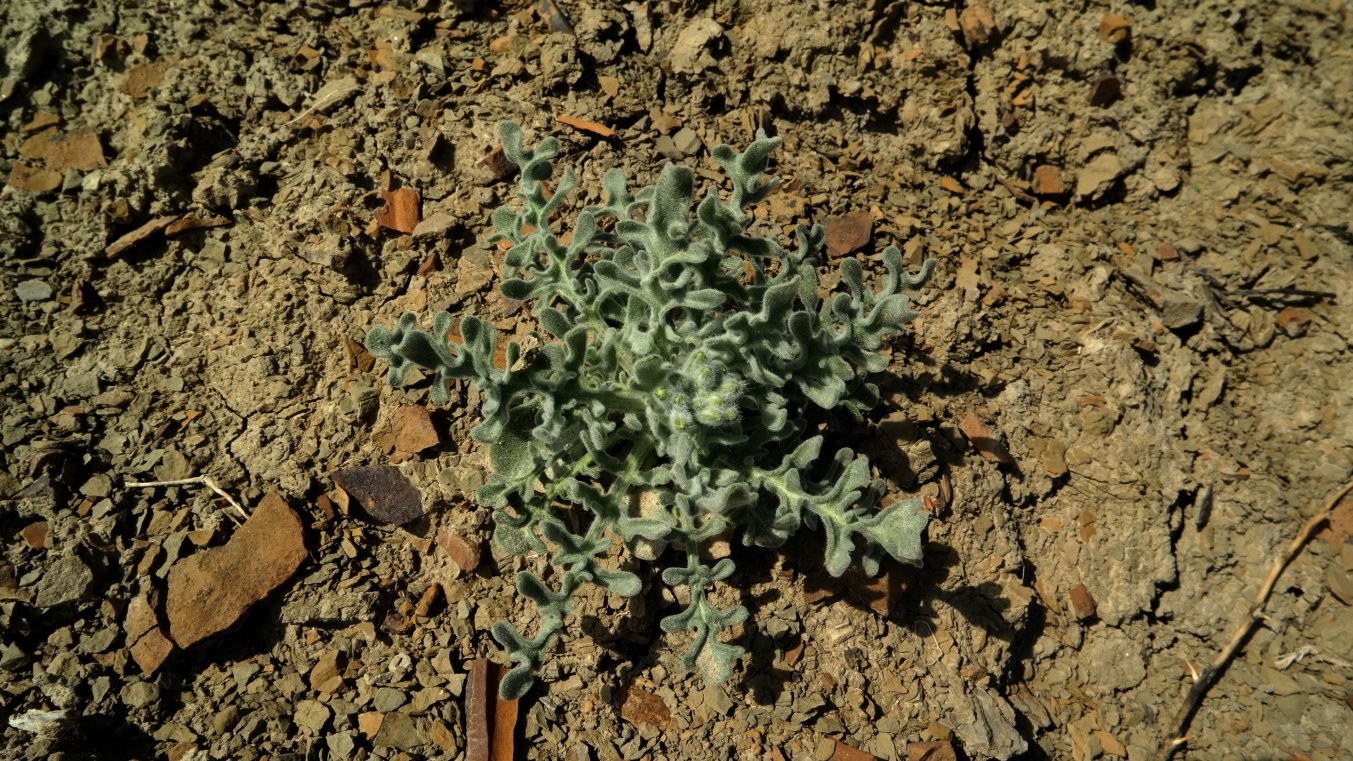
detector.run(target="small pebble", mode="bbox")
[15,279,53,302]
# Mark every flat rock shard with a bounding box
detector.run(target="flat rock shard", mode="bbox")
[125,589,176,675]
[165,492,307,648]
[332,465,424,526]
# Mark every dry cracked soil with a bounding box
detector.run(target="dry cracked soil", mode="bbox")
[2,1,1352,760]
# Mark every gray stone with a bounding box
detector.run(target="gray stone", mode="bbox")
[35,553,95,608]
[212,705,240,735]
[667,16,723,73]
[0,642,29,671]
[373,686,407,712]
[62,371,101,399]
[1326,560,1353,606]
[373,711,424,750]
[1275,693,1307,723]
[328,699,359,720]
[237,714,264,740]
[153,722,196,744]
[79,474,112,498]
[153,448,192,482]
[293,699,330,733]
[275,672,306,698]
[672,127,702,156]
[410,686,448,713]
[90,676,111,703]
[232,662,261,692]
[444,673,466,697]
[1160,292,1203,330]
[703,683,734,715]
[654,135,682,161]
[45,651,81,678]
[1176,237,1204,254]
[412,211,459,241]
[949,687,1028,760]
[15,279,53,302]
[120,680,160,708]
[50,331,81,359]
[326,732,355,757]
[1080,628,1146,693]
[1074,152,1123,199]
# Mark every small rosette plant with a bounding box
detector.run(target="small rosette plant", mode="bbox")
[366,121,937,699]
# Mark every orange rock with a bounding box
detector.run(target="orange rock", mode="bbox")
[908,740,957,761]
[1097,729,1127,757]
[119,61,170,98]
[958,411,1013,464]
[1089,75,1121,107]
[377,188,420,234]
[164,215,230,237]
[165,492,307,648]
[19,521,48,549]
[844,557,909,615]
[125,590,176,675]
[413,584,441,618]
[959,2,996,46]
[482,145,515,182]
[429,719,456,751]
[437,529,482,575]
[617,686,673,730]
[822,211,872,257]
[1319,489,1353,548]
[308,649,344,693]
[392,404,439,455]
[829,739,876,761]
[105,214,180,258]
[1097,15,1131,44]
[358,711,384,739]
[6,163,61,192]
[1276,307,1311,330]
[555,113,617,139]
[21,111,60,133]
[1068,583,1097,620]
[42,131,106,172]
[1031,165,1065,196]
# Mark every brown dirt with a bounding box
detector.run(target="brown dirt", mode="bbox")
[2,1,1351,759]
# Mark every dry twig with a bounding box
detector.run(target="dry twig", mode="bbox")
[1157,476,1353,759]
[125,475,250,523]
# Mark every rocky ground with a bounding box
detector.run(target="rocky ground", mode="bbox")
[2,1,1352,759]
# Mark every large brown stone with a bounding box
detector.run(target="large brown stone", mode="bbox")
[166,492,306,648]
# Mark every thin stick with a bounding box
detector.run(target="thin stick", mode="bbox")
[1157,476,1353,759]
[125,476,250,523]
